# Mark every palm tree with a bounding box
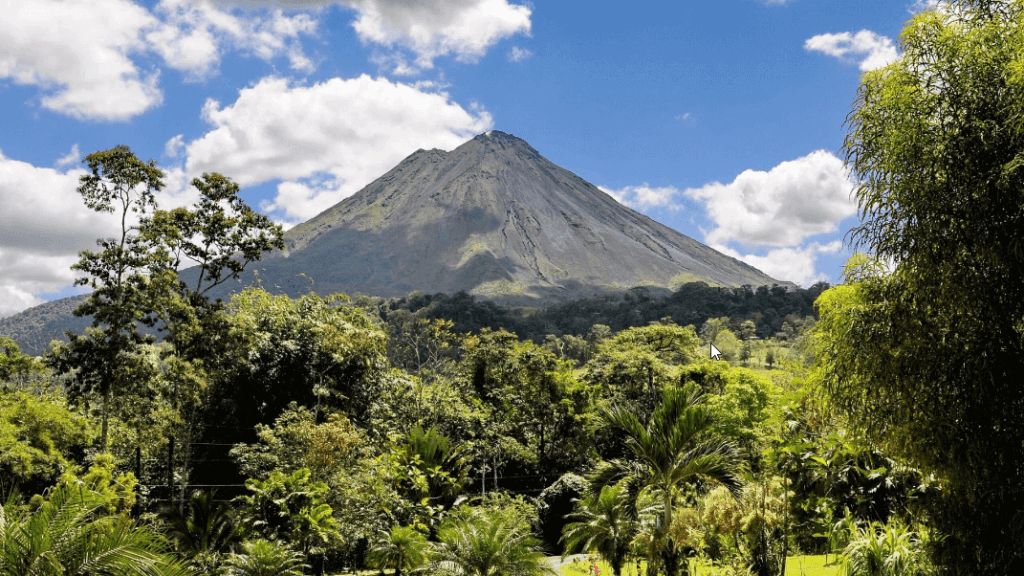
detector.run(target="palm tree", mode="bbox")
[222,539,307,576]
[561,482,638,576]
[434,509,556,576]
[162,490,244,570]
[367,524,431,576]
[0,483,190,576]
[590,383,744,576]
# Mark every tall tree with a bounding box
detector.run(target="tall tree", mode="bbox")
[52,145,166,451]
[590,384,743,576]
[817,1,1024,572]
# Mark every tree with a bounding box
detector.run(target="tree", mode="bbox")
[235,468,339,567]
[366,525,430,576]
[162,490,243,571]
[144,172,283,360]
[0,483,189,576]
[0,390,94,495]
[818,1,1024,572]
[561,482,638,576]
[0,338,43,387]
[222,540,307,576]
[590,384,744,576]
[433,508,555,576]
[393,426,470,523]
[54,145,166,451]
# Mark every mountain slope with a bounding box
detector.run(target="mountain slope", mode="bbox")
[236,131,778,302]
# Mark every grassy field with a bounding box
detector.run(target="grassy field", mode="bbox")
[559,555,842,576]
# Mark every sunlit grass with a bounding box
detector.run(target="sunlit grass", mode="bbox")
[558,555,841,576]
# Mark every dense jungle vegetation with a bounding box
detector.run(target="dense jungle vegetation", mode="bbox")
[4,1,1024,575]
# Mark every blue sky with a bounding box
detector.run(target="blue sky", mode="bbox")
[0,0,933,317]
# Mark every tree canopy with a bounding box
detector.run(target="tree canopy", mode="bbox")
[816,1,1024,572]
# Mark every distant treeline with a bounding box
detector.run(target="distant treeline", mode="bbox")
[379,281,829,342]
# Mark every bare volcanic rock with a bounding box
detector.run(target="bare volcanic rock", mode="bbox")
[239,131,779,303]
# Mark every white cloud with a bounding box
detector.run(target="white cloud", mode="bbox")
[508,46,533,62]
[685,150,857,247]
[675,113,692,121]
[342,0,532,72]
[715,241,843,287]
[0,0,163,121]
[164,135,186,158]
[0,152,122,317]
[910,0,942,13]
[184,74,493,222]
[0,148,209,318]
[805,30,899,71]
[599,184,686,211]
[151,0,319,78]
[0,0,321,122]
[56,145,81,169]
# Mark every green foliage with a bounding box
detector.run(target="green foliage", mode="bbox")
[61,145,167,451]
[829,1,1024,572]
[55,453,139,516]
[698,366,777,454]
[434,508,556,576]
[395,426,469,509]
[223,539,307,576]
[0,337,43,387]
[366,524,430,576]
[145,172,283,361]
[839,520,934,576]
[0,391,93,495]
[230,403,364,483]
[214,288,388,431]
[163,490,243,570]
[590,384,744,576]
[0,482,188,576]
[561,482,638,576]
[712,330,741,364]
[538,473,589,555]
[235,468,339,561]
[460,329,597,474]
[585,323,699,426]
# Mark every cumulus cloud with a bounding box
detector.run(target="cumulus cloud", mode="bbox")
[0,152,122,317]
[342,0,532,72]
[0,0,320,122]
[164,135,186,159]
[508,46,533,62]
[0,0,163,121]
[151,0,319,78]
[599,184,686,211]
[184,74,493,222]
[684,150,856,247]
[805,30,899,71]
[910,0,942,13]
[715,242,843,287]
[56,145,82,169]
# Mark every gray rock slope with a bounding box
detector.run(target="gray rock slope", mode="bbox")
[242,131,779,303]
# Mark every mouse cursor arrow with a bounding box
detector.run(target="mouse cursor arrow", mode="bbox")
[710,343,722,360]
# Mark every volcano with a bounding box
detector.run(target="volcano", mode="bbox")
[237,131,779,303]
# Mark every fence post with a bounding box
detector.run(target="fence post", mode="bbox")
[167,436,174,504]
